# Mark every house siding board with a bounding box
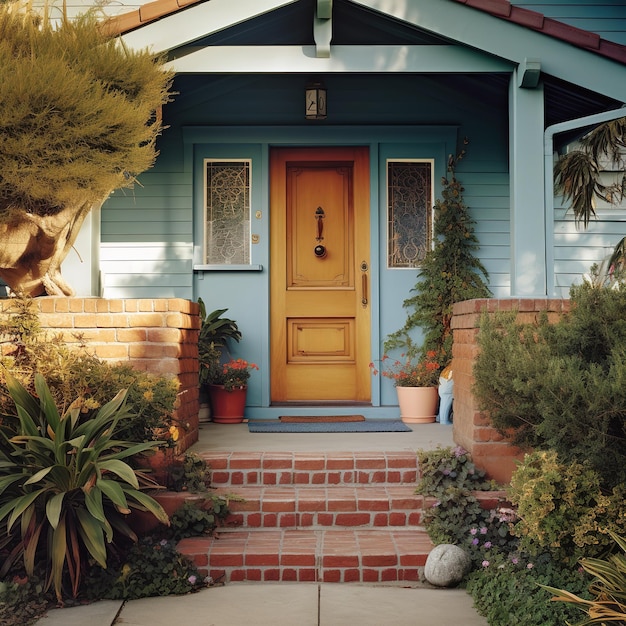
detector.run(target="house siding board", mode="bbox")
[552,215,626,296]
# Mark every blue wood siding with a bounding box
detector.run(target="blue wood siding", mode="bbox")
[512,1,626,44]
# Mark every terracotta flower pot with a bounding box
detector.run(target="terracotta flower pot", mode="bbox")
[209,384,247,423]
[396,386,439,423]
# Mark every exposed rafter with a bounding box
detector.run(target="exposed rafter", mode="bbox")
[314,0,332,58]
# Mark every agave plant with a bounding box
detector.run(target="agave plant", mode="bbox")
[0,371,169,602]
[542,532,626,625]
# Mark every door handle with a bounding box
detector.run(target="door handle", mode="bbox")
[314,207,327,258]
[361,261,368,307]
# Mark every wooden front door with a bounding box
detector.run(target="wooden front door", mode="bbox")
[270,147,371,402]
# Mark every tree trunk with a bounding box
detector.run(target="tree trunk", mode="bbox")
[0,201,93,297]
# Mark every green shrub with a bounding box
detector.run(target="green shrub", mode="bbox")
[508,450,626,566]
[473,282,626,489]
[0,372,169,602]
[0,297,178,446]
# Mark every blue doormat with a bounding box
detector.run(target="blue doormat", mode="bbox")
[247,420,412,433]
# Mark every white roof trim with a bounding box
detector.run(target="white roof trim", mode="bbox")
[120,0,298,54]
[166,44,513,73]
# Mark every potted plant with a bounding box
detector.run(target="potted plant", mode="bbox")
[208,358,259,424]
[384,141,491,419]
[371,348,441,423]
[197,300,242,421]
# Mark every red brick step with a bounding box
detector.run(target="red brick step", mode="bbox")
[217,485,423,529]
[200,451,418,487]
[177,528,434,584]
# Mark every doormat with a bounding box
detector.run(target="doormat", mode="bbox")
[247,420,412,433]
[279,415,365,423]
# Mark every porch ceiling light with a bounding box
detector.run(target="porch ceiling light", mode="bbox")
[305,83,327,120]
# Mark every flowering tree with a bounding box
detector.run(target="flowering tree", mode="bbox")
[0,5,173,296]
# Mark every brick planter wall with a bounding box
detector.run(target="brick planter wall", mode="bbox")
[451,298,570,485]
[0,297,200,453]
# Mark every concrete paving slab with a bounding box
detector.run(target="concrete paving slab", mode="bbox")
[34,600,123,626]
[319,584,489,626]
[116,584,319,626]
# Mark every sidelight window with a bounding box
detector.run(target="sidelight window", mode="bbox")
[203,159,251,265]
[386,160,434,268]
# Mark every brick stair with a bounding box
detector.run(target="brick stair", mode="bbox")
[176,451,436,584]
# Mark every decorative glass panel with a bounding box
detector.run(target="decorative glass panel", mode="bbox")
[387,160,433,268]
[204,160,251,265]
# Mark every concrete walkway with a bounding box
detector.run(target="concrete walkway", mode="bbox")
[36,583,488,625]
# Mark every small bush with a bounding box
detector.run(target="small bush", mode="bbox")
[473,282,626,489]
[508,450,626,566]
[0,297,178,445]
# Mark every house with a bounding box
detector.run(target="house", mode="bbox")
[60,0,626,419]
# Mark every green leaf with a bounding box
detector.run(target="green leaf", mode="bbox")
[96,478,129,510]
[85,486,113,542]
[45,492,65,529]
[125,488,169,525]
[75,507,107,569]
[24,466,53,486]
[50,514,67,602]
[3,489,44,531]
[99,459,139,488]
[34,373,61,432]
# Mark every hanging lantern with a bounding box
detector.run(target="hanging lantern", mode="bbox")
[305,83,327,120]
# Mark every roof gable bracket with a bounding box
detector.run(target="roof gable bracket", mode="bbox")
[314,0,332,58]
[518,57,541,89]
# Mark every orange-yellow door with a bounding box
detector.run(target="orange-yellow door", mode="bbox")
[270,147,371,402]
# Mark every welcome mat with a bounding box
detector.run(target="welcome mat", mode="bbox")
[279,415,365,423]
[247,420,412,433]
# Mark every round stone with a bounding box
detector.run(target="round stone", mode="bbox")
[424,544,472,587]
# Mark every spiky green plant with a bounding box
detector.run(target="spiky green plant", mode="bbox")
[0,372,169,602]
[542,532,626,625]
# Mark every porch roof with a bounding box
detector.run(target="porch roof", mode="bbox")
[103,0,626,65]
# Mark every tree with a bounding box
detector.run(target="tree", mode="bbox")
[0,5,173,296]
[554,117,626,228]
[385,143,491,368]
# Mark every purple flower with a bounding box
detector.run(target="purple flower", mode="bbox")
[527,563,534,569]
[188,575,197,585]
[511,557,519,565]
[480,527,488,535]
[482,560,490,568]
[483,542,492,549]
[472,538,479,546]
[470,528,478,536]
[160,539,168,546]
[453,446,467,458]
[442,468,451,476]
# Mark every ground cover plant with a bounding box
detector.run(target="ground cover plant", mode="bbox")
[417,447,594,625]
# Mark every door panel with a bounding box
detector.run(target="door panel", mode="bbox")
[270,147,370,402]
